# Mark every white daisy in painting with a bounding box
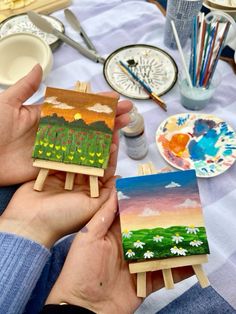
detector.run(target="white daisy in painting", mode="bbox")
[170,246,188,256]
[144,251,154,259]
[186,225,200,234]
[126,249,135,258]
[190,240,203,247]
[122,230,133,239]
[172,233,184,244]
[178,247,188,256]
[133,240,145,249]
[153,235,164,243]
[170,246,179,255]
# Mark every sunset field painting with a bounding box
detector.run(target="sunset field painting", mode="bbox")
[116,170,210,261]
[32,87,117,169]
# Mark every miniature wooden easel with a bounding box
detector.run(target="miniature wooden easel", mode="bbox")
[33,82,104,198]
[129,162,210,297]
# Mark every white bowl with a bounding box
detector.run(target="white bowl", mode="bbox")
[203,1,236,20]
[0,32,53,85]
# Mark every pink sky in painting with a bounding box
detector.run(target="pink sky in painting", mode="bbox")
[119,192,205,231]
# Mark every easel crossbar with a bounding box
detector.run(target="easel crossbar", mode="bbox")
[33,159,104,177]
[129,254,208,274]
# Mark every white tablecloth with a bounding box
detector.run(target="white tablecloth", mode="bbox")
[2,1,236,313]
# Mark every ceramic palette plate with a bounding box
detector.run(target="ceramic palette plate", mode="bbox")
[0,13,64,51]
[103,44,178,99]
[156,113,236,177]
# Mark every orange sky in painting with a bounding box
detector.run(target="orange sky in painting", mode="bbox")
[119,195,205,231]
[42,87,117,130]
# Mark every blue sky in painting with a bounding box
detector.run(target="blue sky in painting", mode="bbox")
[116,169,198,198]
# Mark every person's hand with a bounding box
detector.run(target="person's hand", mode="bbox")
[0,64,43,185]
[0,85,132,248]
[45,192,194,314]
[0,144,117,248]
[0,64,132,185]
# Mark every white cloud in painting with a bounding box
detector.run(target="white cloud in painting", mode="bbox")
[45,96,75,109]
[165,181,181,188]
[53,103,75,109]
[87,103,113,114]
[117,191,130,201]
[175,199,200,208]
[139,207,160,217]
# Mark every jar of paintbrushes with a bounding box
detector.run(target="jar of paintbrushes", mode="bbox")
[171,12,231,110]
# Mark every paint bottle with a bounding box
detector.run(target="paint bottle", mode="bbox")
[122,106,148,160]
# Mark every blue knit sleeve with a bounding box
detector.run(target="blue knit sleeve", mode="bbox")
[0,232,51,314]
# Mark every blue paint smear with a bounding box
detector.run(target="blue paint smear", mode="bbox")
[223,149,232,156]
[189,119,232,161]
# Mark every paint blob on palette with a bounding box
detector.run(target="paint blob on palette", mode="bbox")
[32,87,117,169]
[156,113,236,177]
[116,170,210,261]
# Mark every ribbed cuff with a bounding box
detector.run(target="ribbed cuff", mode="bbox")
[0,232,51,314]
[41,304,96,314]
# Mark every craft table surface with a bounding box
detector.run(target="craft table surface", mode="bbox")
[1,1,236,313]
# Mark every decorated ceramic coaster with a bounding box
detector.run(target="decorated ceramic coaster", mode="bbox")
[0,13,64,50]
[156,113,236,177]
[103,44,178,99]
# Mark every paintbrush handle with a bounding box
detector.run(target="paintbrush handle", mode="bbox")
[150,93,167,111]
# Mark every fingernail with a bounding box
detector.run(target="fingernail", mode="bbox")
[110,143,117,154]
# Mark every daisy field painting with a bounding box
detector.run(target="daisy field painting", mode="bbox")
[116,169,210,261]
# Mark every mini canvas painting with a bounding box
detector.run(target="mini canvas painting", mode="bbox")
[32,87,117,169]
[116,170,210,261]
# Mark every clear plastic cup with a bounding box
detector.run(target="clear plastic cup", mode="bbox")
[179,73,221,110]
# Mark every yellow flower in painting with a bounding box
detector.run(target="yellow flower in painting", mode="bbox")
[38,150,43,155]
[96,152,101,157]
[62,146,66,151]
[55,145,61,150]
[80,156,85,161]
[46,152,51,157]
[68,155,74,161]
[89,152,95,157]
[44,143,48,147]
[77,148,82,153]
[70,151,75,155]
[98,159,104,164]
[89,160,94,164]
[56,155,62,159]
[49,144,54,148]
[40,140,44,145]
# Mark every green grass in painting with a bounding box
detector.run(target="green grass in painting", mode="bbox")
[122,226,210,261]
[32,121,112,169]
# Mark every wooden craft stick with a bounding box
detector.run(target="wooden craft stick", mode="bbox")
[89,175,99,198]
[65,172,75,190]
[34,168,49,191]
[162,269,174,289]
[75,81,91,93]
[192,264,210,288]
[137,272,147,298]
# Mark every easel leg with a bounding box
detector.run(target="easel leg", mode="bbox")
[137,272,147,298]
[89,175,99,197]
[192,264,210,288]
[34,168,49,191]
[65,172,75,190]
[162,269,174,289]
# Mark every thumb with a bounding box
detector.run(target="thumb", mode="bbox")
[86,189,118,238]
[1,64,43,107]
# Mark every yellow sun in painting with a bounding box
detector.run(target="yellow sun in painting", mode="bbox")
[74,113,82,120]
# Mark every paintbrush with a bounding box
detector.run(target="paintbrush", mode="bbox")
[118,61,167,112]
